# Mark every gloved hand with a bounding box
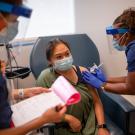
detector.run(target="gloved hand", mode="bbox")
[92,68,107,82]
[82,71,104,89]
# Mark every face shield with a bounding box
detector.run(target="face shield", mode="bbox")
[0,1,32,62]
[106,26,128,53]
[0,2,32,79]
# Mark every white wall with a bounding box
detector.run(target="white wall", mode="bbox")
[74,0,135,77]
[25,0,75,37]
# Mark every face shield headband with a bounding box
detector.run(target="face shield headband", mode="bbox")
[106,26,129,35]
[0,2,32,18]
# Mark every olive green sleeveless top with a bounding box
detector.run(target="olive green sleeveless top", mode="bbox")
[36,67,98,135]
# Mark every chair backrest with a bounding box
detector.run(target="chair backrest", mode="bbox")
[30,34,100,79]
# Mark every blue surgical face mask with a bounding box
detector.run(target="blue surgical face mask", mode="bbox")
[53,56,73,71]
[112,32,127,51]
[112,39,127,51]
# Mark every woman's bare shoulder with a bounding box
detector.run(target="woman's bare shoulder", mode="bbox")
[79,66,88,72]
[72,65,88,72]
[78,66,95,90]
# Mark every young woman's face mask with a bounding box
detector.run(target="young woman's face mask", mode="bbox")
[53,55,73,71]
[50,43,73,71]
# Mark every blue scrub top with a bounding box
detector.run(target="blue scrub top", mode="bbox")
[0,74,12,129]
[125,40,135,72]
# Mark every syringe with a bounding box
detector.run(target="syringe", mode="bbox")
[89,63,103,74]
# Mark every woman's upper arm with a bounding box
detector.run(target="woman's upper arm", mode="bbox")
[79,66,100,101]
[79,66,101,102]
[127,71,135,94]
[87,86,101,103]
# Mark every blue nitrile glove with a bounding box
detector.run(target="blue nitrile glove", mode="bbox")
[82,71,104,89]
[92,68,107,82]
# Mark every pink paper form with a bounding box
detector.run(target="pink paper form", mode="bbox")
[51,76,81,105]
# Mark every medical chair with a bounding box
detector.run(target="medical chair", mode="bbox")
[30,34,135,135]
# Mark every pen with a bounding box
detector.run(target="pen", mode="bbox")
[55,105,66,112]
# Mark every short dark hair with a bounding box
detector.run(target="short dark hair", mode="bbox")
[113,15,128,28]
[46,38,71,61]
[113,8,135,34]
[113,15,122,25]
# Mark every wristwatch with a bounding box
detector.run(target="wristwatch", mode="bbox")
[97,124,107,129]
[101,83,106,90]
[18,88,24,99]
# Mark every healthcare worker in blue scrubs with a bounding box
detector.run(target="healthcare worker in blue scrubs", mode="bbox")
[0,1,66,135]
[82,8,135,95]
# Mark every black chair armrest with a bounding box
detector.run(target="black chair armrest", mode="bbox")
[98,90,135,135]
[105,115,124,135]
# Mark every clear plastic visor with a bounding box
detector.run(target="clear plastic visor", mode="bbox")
[0,2,32,62]
[106,26,128,53]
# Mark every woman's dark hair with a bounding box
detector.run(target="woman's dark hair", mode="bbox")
[0,0,23,17]
[46,38,71,61]
[113,15,122,25]
[113,8,135,34]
